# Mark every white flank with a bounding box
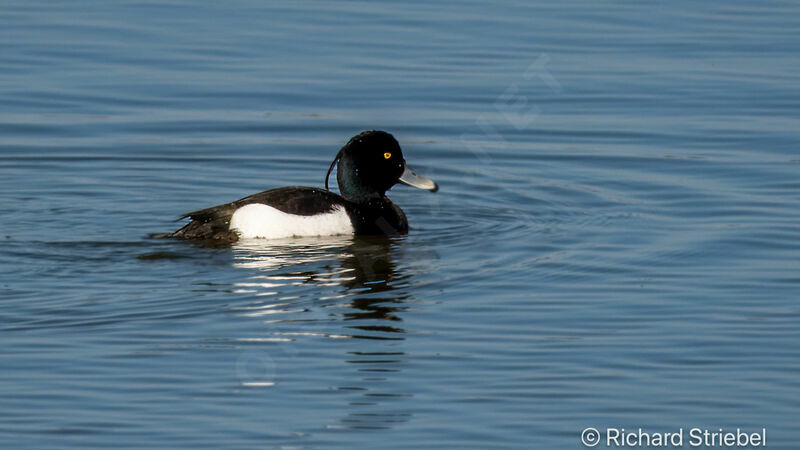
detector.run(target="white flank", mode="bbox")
[229,204,355,239]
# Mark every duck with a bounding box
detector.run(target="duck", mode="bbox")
[162,130,438,243]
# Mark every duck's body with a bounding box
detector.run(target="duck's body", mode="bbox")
[162,131,436,243]
[169,186,408,242]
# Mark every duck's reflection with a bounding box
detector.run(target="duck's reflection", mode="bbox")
[227,235,418,430]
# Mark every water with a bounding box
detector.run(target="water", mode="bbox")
[2,1,799,448]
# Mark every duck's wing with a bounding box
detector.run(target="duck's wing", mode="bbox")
[165,187,347,242]
[230,187,346,216]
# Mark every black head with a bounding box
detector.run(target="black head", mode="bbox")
[325,130,437,203]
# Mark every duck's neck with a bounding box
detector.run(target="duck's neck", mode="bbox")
[341,190,384,204]
[337,176,385,204]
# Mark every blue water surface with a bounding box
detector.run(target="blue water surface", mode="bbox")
[1,1,799,448]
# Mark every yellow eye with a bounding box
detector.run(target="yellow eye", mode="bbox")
[383,152,392,159]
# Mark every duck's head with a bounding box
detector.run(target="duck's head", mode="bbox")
[325,130,438,203]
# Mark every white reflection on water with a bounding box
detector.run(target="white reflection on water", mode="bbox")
[228,235,415,294]
[231,235,357,270]
[224,235,417,430]
[226,235,414,339]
